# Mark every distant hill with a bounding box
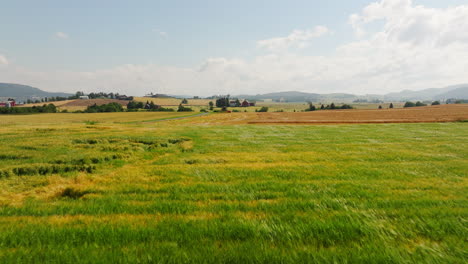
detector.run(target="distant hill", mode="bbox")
[382,84,468,101]
[0,83,72,100]
[434,86,468,100]
[237,91,357,102]
[238,91,320,102]
[232,84,468,102]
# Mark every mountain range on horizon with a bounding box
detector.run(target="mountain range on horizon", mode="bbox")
[1,82,468,103]
[235,84,468,102]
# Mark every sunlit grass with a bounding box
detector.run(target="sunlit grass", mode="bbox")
[0,113,466,263]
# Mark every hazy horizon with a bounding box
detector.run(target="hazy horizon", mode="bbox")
[2,0,468,96]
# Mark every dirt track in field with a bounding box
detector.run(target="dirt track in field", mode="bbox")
[188,104,468,125]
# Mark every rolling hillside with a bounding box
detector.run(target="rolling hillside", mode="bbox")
[0,83,72,100]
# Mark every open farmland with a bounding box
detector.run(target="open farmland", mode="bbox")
[185,104,468,125]
[0,109,467,263]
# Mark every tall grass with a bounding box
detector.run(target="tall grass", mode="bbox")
[0,116,466,263]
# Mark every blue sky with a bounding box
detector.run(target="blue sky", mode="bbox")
[1,0,468,95]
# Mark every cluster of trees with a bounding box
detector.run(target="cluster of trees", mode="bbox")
[404,101,428,108]
[0,104,57,114]
[86,92,131,100]
[215,96,230,108]
[24,91,134,104]
[306,103,353,111]
[127,101,174,112]
[84,103,124,113]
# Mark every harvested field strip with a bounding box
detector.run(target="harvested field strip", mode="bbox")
[248,120,461,124]
[187,104,468,125]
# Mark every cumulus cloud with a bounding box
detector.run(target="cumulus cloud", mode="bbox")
[55,32,69,39]
[2,0,468,96]
[257,26,330,52]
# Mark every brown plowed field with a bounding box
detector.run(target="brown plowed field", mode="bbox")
[188,104,468,125]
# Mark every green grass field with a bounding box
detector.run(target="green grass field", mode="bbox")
[0,113,466,263]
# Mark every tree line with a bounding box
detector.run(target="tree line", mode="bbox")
[0,104,57,114]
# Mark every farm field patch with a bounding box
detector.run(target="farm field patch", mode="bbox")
[0,111,466,263]
[185,104,468,125]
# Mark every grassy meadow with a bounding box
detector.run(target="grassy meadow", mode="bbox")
[0,112,467,263]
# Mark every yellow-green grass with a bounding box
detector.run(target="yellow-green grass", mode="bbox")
[0,113,466,263]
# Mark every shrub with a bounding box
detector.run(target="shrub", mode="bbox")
[256,107,269,112]
[150,107,175,112]
[177,104,193,112]
[340,104,353,109]
[432,101,440,106]
[415,101,427,107]
[59,187,89,199]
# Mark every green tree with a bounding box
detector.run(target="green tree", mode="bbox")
[216,96,230,108]
[404,102,416,108]
[389,103,394,109]
[340,104,353,109]
[307,103,316,111]
[181,98,188,104]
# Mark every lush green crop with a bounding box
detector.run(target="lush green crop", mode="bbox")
[0,113,466,263]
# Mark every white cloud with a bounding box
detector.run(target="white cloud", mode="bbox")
[55,32,69,39]
[0,55,8,65]
[2,0,468,96]
[257,26,330,52]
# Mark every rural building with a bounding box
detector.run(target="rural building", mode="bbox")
[241,100,250,107]
[229,100,237,107]
[79,96,89,100]
[0,100,16,108]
